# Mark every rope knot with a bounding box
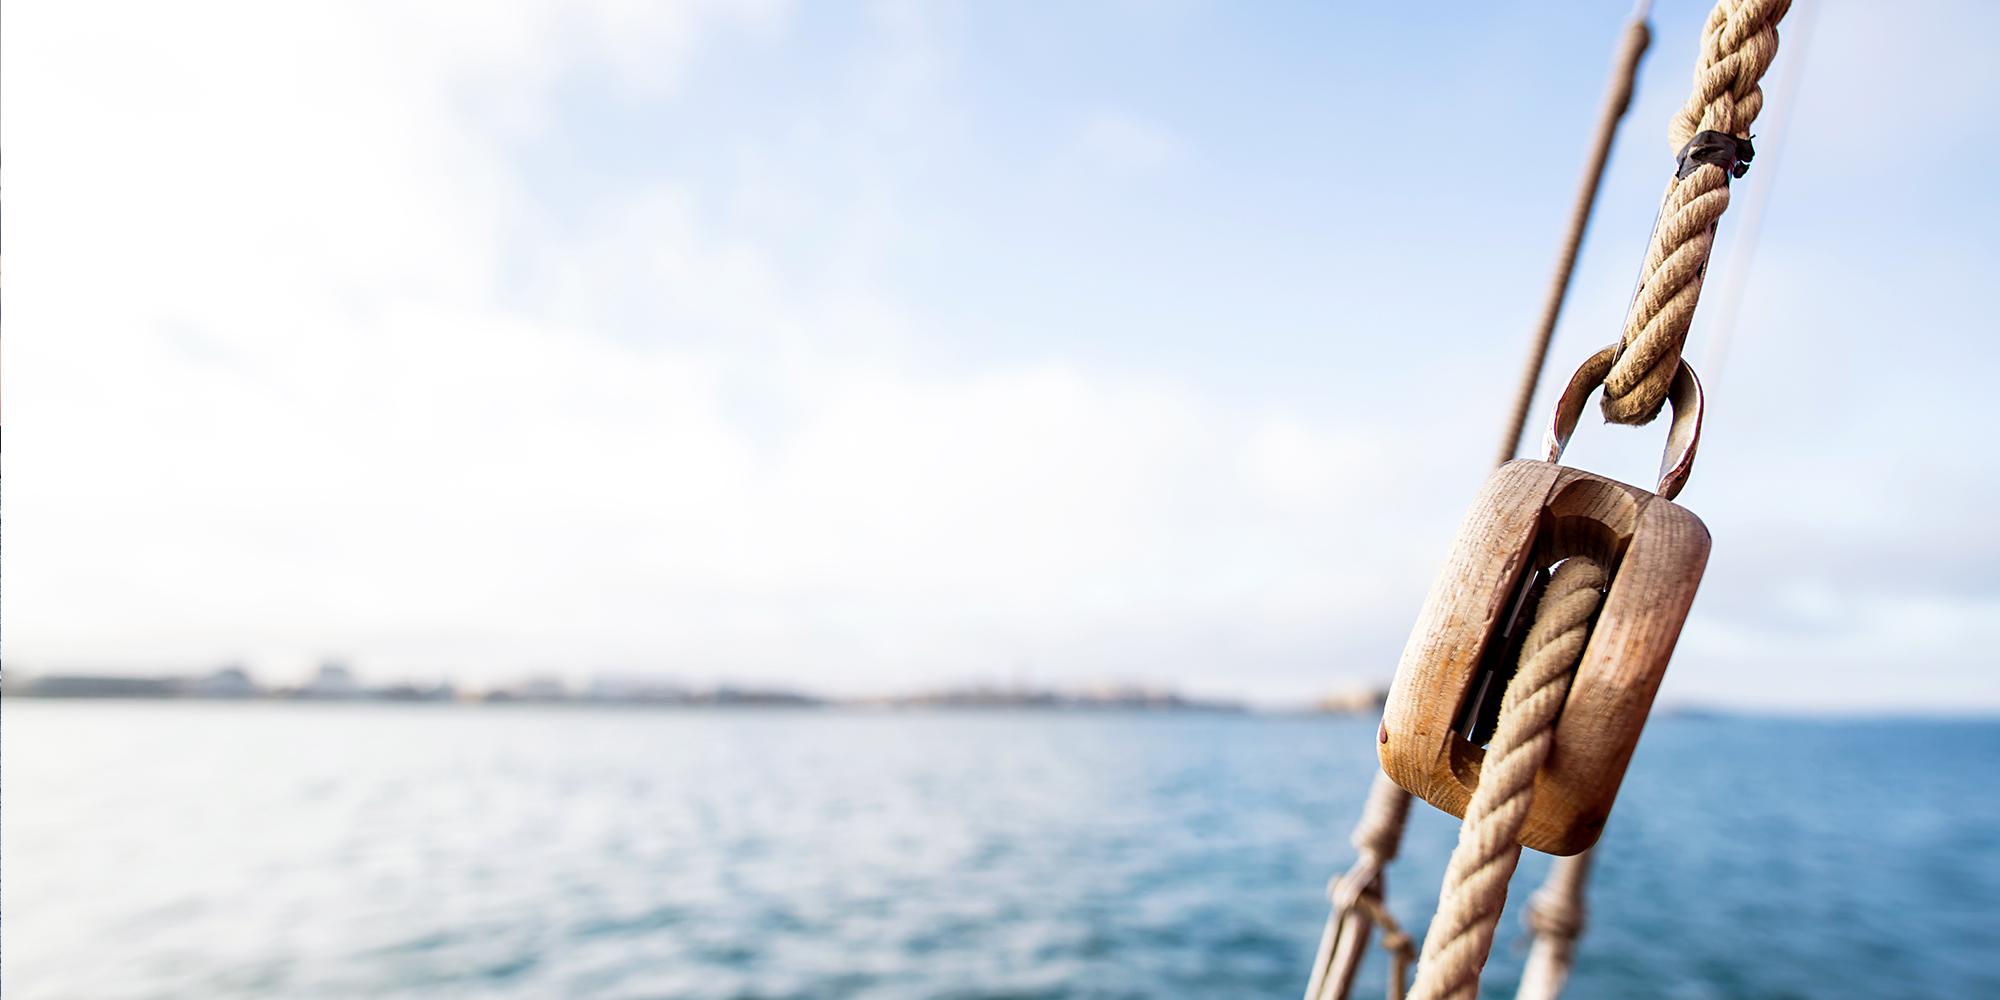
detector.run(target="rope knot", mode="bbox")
[1328,853,1383,913]
[1524,886,1586,940]
[1379,927,1414,959]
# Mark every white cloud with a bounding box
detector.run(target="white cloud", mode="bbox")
[7,0,1996,711]
[2,0,1401,702]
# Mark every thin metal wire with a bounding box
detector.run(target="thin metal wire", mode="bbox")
[1698,0,1817,388]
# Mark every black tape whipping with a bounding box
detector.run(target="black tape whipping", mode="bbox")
[1674,129,1756,180]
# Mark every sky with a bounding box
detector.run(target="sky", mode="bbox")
[5,1,1997,710]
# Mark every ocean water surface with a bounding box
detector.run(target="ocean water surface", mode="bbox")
[4,702,1997,998]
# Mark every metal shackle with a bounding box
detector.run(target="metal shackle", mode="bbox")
[1543,345,1703,500]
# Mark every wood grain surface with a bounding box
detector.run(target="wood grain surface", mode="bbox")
[1378,460,1710,855]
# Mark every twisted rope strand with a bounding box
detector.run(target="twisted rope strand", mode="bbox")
[1408,558,1607,1000]
[1306,773,1414,1000]
[1603,0,1790,424]
[1513,851,1597,1000]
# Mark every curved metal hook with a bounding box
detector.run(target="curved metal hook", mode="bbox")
[1543,346,1703,500]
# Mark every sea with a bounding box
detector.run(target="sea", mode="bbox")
[4,701,1997,999]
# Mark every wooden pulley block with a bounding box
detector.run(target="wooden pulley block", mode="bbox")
[1378,346,1711,856]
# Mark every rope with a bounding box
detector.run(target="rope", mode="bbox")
[1513,851,1596,1000]
[1341,774,1417,913]
[1305,773,1413,1000]
[1408,558,1607,1000]
[1353,893,1418,1000]
[1495,8,1652,466]
[1603,0,1792,424]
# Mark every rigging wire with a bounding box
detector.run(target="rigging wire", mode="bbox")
[1698,0,1817,389]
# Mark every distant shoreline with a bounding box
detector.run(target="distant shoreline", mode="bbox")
[4,665,1393,715]
[9,696,1997,722]
[2,693,1374,716]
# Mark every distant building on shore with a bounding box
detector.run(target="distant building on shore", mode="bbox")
[299,661,363,699]
[483,674,572,702]
[586,675,693,704]
[189,666,259,698]
[1315,685,1389,715]
[892,682,1241,712]
[369,681,457,702]
[700,685,822,707]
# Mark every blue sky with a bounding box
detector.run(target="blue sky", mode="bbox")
[7,0,1997,709]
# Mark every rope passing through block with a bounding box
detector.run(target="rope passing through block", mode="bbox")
[1384,351,1712,996]
[1408,558,1607,1000]
[1306,10,1661,995]
[1309,3,1791,997]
